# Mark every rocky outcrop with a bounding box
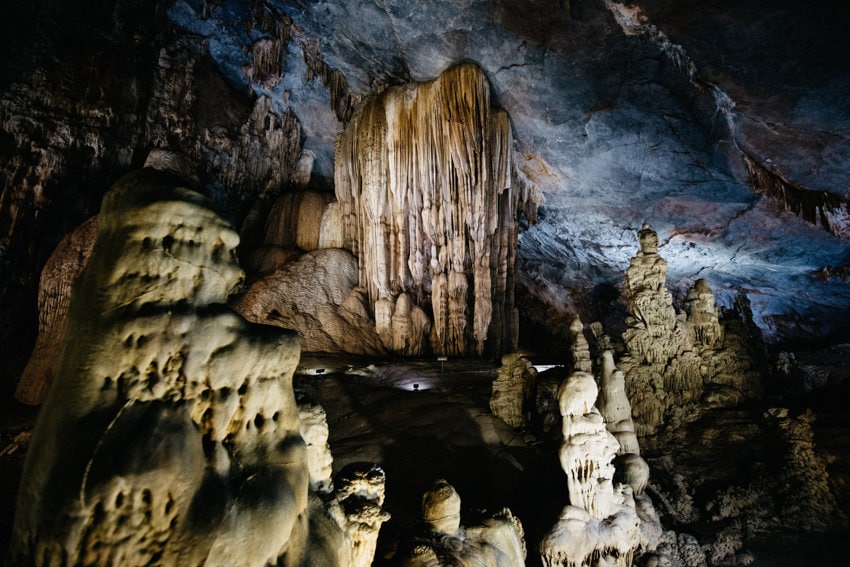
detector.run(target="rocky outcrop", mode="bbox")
[335,62,537,357]
[394,479,526,567]
[6,170,382,567]
[232,248,387,355]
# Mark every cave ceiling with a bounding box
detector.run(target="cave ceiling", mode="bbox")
[167,0,850,345]
[5,0,850,348]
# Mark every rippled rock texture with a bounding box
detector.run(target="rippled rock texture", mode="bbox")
[6,170,387,566]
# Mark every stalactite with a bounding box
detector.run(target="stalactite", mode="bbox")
[243,3,292,89]
[334,63,535,357]
[743,153,850,238]
[302,43,358,124]
[262,190,336,252]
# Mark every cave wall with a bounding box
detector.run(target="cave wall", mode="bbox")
[0,0,156,392]
[0,0,307,393]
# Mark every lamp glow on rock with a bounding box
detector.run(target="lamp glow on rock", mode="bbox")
[334,63,537,357]
[395,479,526,567]
[6,168,386,567]
[540,371,642,567]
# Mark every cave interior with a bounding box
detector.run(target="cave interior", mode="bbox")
[1,1,850,566]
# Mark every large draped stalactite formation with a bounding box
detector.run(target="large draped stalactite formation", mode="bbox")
[335,63,536,357]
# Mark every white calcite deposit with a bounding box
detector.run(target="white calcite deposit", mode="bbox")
[540,371,660,567]
[395,479,526,567]
[6,169,386,567]
[334,62,538,357]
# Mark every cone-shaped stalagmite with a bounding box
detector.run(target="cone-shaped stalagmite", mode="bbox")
[540,371,642,567]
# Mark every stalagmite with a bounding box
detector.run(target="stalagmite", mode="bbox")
[556,372,622,520]
[621,224,680,365]
[490,353,538,429]
[540,371,642,567]
[569,316,593,373]
[395,480,526,567]
[597,350,640,456]
[298,392,335,495]
[764,408,846,532]
[684,279,723,348]
[334,465,391,567]
[618,224,764,434]
[335,63,536,357]
[6,169,382,567]
[15,216,98,405]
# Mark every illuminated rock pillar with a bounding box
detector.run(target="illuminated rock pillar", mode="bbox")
[335,63,536,357]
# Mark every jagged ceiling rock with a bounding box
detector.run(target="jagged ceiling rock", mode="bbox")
[162,0,850,345]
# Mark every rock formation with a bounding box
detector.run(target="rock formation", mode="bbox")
[569,317,593,373]
[298,392,336,495]
[618,224,763,434]
[297,393,390,567]
[248,189,344,273]
[334,62,537,357]
[490,353,538,429]
[334,464,391,567]
[597,350,640,457]
[233,248,388,355]
[764,408,846,532]
[621,224,680,367]
[6,169,384,567]
[684,279,723,349]
[15,216,97,405]
[539,371,646,567]
[395,479,526,567]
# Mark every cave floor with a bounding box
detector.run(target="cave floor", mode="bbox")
[294,354,568,565]
[1,354,848,565]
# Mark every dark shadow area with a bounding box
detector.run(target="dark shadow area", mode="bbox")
[297,362,569,567]
[0,400,39,558]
